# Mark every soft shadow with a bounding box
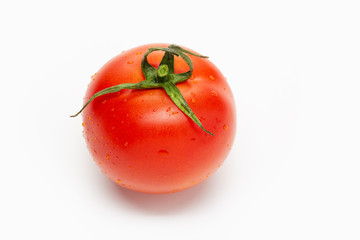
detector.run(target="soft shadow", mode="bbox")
[106,178,216,215]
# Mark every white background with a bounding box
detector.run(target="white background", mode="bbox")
[1,0,359,239]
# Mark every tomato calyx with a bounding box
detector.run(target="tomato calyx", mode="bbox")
[71,44,214,136]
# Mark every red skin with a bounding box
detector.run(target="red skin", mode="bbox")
[82,43,236,193]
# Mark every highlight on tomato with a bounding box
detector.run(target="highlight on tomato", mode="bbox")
[72,43,236,194]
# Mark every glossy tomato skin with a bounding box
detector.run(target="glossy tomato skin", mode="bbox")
[82,44,236,193]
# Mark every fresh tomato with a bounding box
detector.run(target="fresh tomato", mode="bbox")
[75,43,236,193]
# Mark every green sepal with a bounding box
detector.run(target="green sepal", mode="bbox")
[161,81,214,136]
[72,44,213,135]
[70,81,159,117]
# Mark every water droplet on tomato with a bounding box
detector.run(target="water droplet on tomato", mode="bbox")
[223,125,228,130]
[116,179,121,183]
[136,51,142,55]
[106,154,110,160]
[124,142,128,147]
[191,98,196,103]
[102,99,107,104]
[190,75,195,80]
[127,60,134,64]
[91,73,97,80]
[209,75,215,80]
[211,91,217,96]
[82,122,85,127]
[158,150,169,156]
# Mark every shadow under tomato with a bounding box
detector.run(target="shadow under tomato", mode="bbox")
[107,179,215,215]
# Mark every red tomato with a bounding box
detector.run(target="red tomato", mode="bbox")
[80,43,236,193]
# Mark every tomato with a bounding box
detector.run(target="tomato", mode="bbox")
[77,43,236,193]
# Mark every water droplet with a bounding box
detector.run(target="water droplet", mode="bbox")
[110,108,115,111]
[191,98,196,103]
[190,75,195,80]
[209,75,215,80]
[106,154,110,160]
[111,126,115,130]
[116,179,121,183]
[124,142,128,147]
[158,150,169,156]
[102,99,107,104]
[211,91,217,96]
[91,73,97,80]
[223,125,228,130]
[127,60,134,64]
[166,107,171,112]
[82,122,85,127]
[88,116,91,120]
[93,137,97,141]
[136,51,142,55]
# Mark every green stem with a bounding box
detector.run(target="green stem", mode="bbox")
[71,44,213,135]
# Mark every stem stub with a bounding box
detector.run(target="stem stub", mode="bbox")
[71,44,214,136]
